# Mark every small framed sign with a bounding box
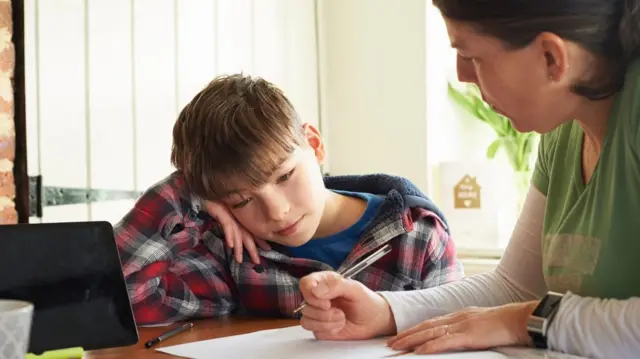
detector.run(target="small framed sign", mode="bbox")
[432,161,517,250]
[453,175,481,209]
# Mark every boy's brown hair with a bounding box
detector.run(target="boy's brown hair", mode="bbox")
[171,74,304,200]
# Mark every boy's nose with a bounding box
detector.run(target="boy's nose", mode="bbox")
[265,199,291,221]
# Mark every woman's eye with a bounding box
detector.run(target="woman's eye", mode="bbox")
[457,52,477,62]
[277,169,295,183]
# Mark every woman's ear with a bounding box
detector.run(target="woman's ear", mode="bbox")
[301,123,326,164]
[536,32,570,82]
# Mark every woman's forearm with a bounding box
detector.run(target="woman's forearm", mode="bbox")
[549,292,640,358]
[381,269,542,331]
[381,185,549,331]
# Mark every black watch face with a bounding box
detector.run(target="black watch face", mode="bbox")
[533,293,563,317]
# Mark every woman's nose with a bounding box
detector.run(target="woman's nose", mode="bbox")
[456,55,478,84]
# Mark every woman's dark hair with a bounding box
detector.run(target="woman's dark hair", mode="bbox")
[433,0,640,100]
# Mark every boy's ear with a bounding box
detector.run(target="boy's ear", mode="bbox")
[301,123,326,164]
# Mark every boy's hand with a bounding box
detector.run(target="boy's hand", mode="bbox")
[203,200,271,264]
[299,271,397,340]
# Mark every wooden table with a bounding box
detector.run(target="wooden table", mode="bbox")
[86,317,299,358]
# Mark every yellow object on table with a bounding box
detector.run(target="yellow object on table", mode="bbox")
[25,347,84,359]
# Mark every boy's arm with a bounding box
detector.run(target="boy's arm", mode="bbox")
[413,210,465,287]
[115,187,237,325]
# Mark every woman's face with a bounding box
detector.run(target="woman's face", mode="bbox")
[444,18,580,134]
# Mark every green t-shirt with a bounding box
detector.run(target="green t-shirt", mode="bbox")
[531,60,640,299]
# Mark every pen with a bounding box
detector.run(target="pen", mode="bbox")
[145,322,194,349]
[293,244,393,314]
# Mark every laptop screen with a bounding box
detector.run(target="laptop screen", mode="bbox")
[0,221,138,353]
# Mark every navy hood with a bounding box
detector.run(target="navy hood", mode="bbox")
[324,173,449,233]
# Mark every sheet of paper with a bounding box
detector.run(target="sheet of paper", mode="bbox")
[494,347,588,358]
[157,325,508,359]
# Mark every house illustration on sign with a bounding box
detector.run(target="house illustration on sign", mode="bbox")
[453,175,481,209]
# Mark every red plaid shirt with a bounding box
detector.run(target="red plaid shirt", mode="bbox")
[115,172,463,325]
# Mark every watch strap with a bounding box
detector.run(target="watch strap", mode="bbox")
[528,292,564,349]
[530,331,548,349]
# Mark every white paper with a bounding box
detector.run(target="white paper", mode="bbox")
[157,325,508,359]
[494,347,588,358]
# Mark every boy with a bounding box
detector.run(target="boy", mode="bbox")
[114,74,464,325]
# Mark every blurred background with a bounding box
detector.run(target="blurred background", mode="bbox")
[0,0,540,275]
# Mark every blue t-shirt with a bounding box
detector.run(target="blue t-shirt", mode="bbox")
[288,191,384,269]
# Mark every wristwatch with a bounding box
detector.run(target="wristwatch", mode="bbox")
[527,291,564,349]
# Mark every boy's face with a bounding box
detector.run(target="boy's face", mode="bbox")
[221,124,328,247]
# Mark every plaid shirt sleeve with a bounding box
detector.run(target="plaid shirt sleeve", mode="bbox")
[114,181,238,325]
[414,209,465,287]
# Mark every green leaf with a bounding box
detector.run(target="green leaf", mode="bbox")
[476,105,505,134]
[467,83,482,98]
[447,83,476,115]
[516,132,536,172]
[486,138,502,159]
[501,137,520,170]
[513,135,525,170]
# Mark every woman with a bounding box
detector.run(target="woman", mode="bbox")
[208,0,640,357]
[294,1,640,358]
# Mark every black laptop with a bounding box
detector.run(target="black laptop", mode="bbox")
[0,221,139,354]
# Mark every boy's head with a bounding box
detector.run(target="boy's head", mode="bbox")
[171,74,329,247]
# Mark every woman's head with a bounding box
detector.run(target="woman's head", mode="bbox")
[434,0,640,133]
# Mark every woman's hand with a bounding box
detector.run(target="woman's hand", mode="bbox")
[298,271,397,340]
[386,301,538,354]
[203,200,271,264]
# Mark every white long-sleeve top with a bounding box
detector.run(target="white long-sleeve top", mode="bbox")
[380,185,640,358]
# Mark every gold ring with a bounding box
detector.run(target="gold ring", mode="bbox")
[444,324,450,336]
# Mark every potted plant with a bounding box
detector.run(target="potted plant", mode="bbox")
[447,82,538,211]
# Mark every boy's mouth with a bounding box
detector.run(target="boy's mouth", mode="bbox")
[274,217,304,237]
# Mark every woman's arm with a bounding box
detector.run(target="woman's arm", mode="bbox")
[549,292,640,358]
[381,185,549,331]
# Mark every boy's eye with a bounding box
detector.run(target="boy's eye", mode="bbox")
[276,169,295,183]
[232,198,252,209]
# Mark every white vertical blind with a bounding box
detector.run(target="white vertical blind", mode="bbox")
[87,0,136,222]
[216,0,254,75]
[253,0,286,88]
[36,0,90,222]
[25,0,321,224]
[282,0,320,128]
[132,0,177,191]
[175,0,217,108]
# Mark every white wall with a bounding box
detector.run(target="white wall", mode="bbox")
[317,0,429,192]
